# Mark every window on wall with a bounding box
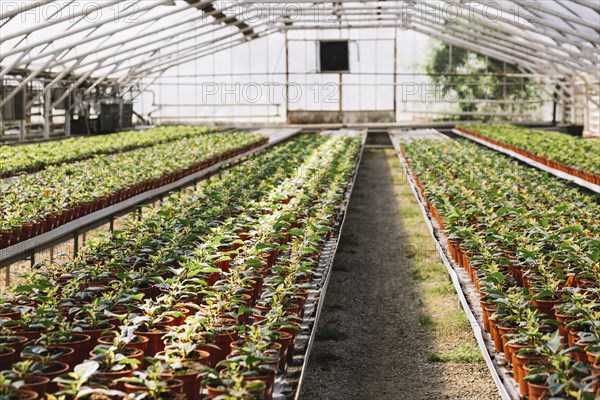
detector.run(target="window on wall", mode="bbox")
[319,40,349,72]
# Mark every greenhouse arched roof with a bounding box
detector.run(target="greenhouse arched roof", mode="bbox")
[1,0,598,89]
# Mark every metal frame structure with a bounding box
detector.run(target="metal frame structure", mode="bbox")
[1,0,599,137]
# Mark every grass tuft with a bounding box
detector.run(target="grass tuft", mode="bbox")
[418,313,435,327]
[427,343,484,363]
[315,323,348,341]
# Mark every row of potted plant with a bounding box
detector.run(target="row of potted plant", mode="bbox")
[455,123,600,185]
[401,138,599,400]
[0,131,268,250]
[0,126,216,179]
[0,132,362,399]
[0,132,326,397]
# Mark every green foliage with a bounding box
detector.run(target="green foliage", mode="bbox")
[424,42,538,119]
[457,123,600,175]
[0,126,215,177]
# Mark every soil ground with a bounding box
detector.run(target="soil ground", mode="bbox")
[301,148,500,400]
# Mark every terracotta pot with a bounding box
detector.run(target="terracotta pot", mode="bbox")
[155,348,211,367]
[0,231,12,248]
[21,345,75,366]
[555,313,578,344]
[273,331,294,371]
[572,340,589,363]
[136,328,168,357]
[21,375,50,398]
[531,298,564,320]
[255,304,301,317]
[17,389,39,400]
[173,364,203,400]
[124,379,183,395]
[212,329,239,364]
[170,307,191,326]
[0,347,16,370]
[527,382,550,400]
[505,342,531,365]
[498,325,518,359]
[513,354,547,396]
[480,304,496,333]
[487,316,503,353]
[90,346,144,364]
[567,327,580,347]
[28,361,69,393]
[20,224,33,241]
[586,350,599,365]
[206,385,227,398]
[219,369,274,400]
[0,335,28,362]
[95,368,135,391]
[98,334,149,353]
[275,323,301,363]
[76,325,115,354]
[0,309,22,320]
[60,333,92,365]
[10,328,45,342]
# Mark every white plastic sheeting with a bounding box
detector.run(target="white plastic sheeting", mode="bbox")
[1,1,598,84]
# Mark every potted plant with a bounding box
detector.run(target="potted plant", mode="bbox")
[88,345,141,385]
[2,360,50,397]
[0,374,38,400]
[155,354,207,400]
[98,325,149,358]
[34,323,91,365]
[52,361,126,400]
[120,363,184,399]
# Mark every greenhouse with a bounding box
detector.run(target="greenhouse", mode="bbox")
[0,1,599,399]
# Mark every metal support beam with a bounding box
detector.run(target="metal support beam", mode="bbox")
[43,89,51,139]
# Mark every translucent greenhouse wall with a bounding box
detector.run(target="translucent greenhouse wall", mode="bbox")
[137,27,556,125]
[0,1,597,137]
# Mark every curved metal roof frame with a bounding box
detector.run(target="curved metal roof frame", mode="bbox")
[1,0,598,102]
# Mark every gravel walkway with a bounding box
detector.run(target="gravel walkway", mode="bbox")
[300,148,499,400]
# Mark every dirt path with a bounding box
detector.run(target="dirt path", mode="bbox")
[301,149,499,400]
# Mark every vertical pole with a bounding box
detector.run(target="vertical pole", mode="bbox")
[5,265,10,287]
[109,217,114,233]
[43,88,51,139]
[393,27,398,123]
[338,72,343,115]
[0,80,4,139]
[19,120,25,141]
[552,88,557,126]
[584,82,589,132]
[73,231,79,258]
[502,62,507,113]
[285,29,289,124]
[64,101,71,137]
[570,82,576,124]
[20,84,27,141]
